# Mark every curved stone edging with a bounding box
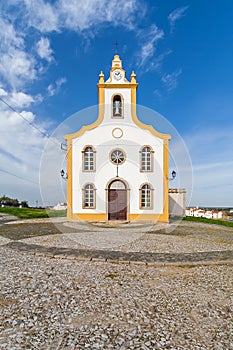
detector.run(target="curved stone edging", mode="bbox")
[4,241,233,266]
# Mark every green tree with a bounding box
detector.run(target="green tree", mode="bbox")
[20,201,29,208]
[0,195,19,207]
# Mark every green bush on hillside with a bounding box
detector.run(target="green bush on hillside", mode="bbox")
[183,216,233,228]
[0,207,66,219]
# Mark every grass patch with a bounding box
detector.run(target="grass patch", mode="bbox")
[183,216,233,228]
[0,207,66,219]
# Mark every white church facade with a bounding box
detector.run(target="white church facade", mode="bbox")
[65,55,171,223]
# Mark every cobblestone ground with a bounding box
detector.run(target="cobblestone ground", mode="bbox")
[0,219,233,349]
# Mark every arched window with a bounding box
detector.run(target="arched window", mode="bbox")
[140,146,153,172]
[109,180,126,189]
[83,184,96,208]
[140,184,153,209]
[82,146,96,171]
[113,95,122,117]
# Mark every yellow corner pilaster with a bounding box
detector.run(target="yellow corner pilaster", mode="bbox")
[66,139,72,220]
[163,139,169,222]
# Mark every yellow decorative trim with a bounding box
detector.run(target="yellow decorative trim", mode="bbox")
[98,83,138,89]
[66,139,72,220]
[130,71,137,83]
[65,83,105,141]
[65,82,170,142]
[67,213,168,223]
[98,71,104,84]
[129,213,169,223]
[112,128,123,139]
[69,213,106,221]
[162,139,169,222]
[131,87,170,140]
[111,55,122,68]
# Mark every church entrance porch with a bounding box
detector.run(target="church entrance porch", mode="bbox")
[107,180,128,221]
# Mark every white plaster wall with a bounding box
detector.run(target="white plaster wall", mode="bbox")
[169,192,186,217]
[72,122,164,215]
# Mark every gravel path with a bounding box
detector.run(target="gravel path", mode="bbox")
[14,228,233,253]
[0,247,232,349]
[1,220,233,253]
[0,220,233,349]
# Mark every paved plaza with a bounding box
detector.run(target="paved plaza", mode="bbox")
[0,216,232,349]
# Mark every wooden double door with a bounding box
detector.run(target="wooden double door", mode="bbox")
[108,189,127,221]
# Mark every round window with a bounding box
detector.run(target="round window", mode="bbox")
[110,149,125,165]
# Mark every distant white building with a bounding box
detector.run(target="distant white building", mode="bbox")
[185,207,223,220]
[212,211,223,219]
[53,202,67,210]
[204,210,213,219]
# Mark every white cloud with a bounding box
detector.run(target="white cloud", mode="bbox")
[0,82,61,206]
[47,77,66,96]
[58,0,142,31]
[0,87,8,96]
[168,6,189,32]
[0,49,36,88]
[139,50,172,74]
[0,0,144,87]
[136,24,164,68]
[23,0,59,33]
[0,15,36,88]
[16,0,142,34]
[36,37,53,62]
[161,69,182,91]
[0,103,47,205]
[7,91,34,108]
[0,16,24,49]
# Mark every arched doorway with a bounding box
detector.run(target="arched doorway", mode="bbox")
[108,179,128,220]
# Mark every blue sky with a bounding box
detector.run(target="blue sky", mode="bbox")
[0,0,232,207]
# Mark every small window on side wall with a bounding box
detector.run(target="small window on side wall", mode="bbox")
[140,146,154,172]
[82,146,96,172]
[83,183,96,208]
[112,95,123,117]
[140,183,153,209]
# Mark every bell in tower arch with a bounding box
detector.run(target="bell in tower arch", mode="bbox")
[113,95,122,116]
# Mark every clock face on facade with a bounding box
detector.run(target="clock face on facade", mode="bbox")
[113,69,123,81]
